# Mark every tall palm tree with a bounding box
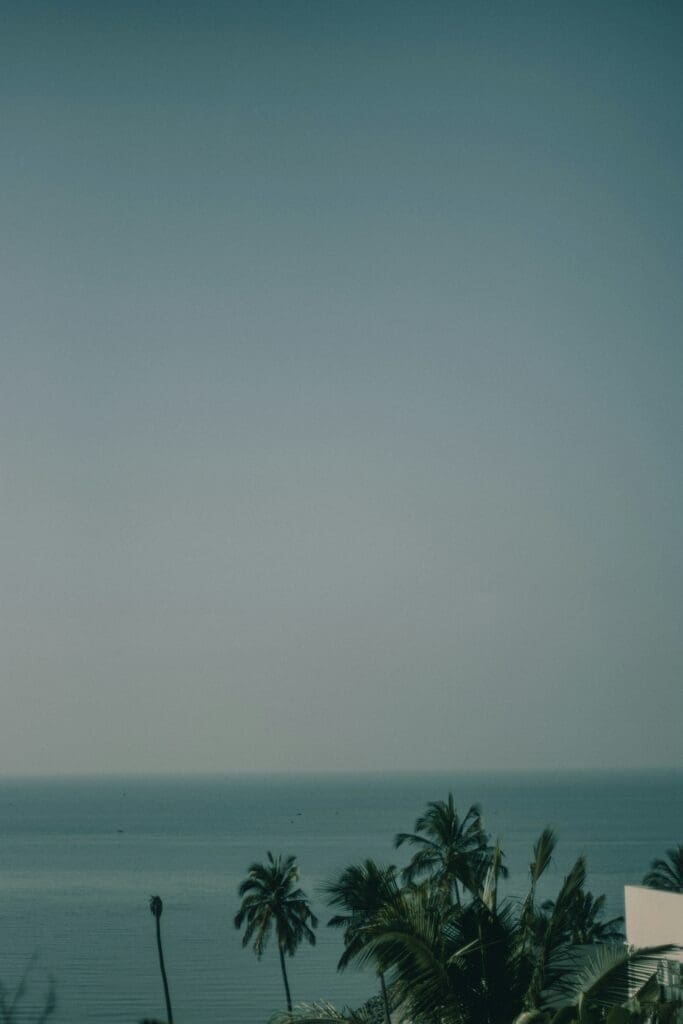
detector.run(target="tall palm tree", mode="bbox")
[353,841,623,1024]
[323,860,400,1024]
[394,793,494,906]
[149,895,173,1024]
[642,845,683,893]
[234,852,318,1012]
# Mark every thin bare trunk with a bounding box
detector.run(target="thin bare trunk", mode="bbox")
[155,916,174,1024]
[278,944,293,1012]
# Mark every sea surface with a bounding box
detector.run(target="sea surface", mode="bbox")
[0,771,681,1024]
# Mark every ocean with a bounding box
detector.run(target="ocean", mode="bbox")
[0,771,681,1024]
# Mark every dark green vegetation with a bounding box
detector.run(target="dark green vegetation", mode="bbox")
[149,895,174,1024]
[395,796,500,906]
[250,795,681,1024]
[234,852,319,1011]
[642,846,683,894]
[324,860,401,1024]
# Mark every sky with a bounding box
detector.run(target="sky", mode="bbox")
[2,0,682,776]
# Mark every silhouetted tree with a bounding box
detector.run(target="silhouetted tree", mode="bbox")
[235,852,318,1011]
[642,845,683,893]
[394,793,497,905]
[324,860,400,1024]
[149,895,173,1024]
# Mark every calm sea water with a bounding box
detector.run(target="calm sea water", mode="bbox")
[0,772,681,1024]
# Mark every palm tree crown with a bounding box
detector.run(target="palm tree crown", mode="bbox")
[324,859,400,970]
[394,793,495,905]
[642,844,683,893]
[324,860,400,1024]
[235,852,318,1011]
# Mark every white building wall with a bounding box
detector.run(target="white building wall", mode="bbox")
[624,885,683,958]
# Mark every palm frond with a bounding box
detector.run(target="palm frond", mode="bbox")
[235,852,318,983]
[531,829,558,885]
[271,1002,377,1024]
[571,945,679,1012]
[642,846,683,893]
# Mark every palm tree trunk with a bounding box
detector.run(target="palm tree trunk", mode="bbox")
[155,915,174,1024]
[278,944,293,1012]
[379,970,391,1024]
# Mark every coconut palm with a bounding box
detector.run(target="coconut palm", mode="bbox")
[324,860,400,1024]
[394,793,494,906]
[234,852,318,1012]
[325,880,532,1024]
[350,845,615,1023]
[642,845,683,893]
[149,895,173,1024]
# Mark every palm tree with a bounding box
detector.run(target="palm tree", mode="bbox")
[394,793,493,906]
[350,840,625,1024]
[330,881,527,1024]
[642,845,683,893]
[323,860,400,1024]
[234,852,318,1012]
[149,895,173,1024]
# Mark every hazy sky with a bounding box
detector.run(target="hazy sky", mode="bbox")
[2,1,682,776]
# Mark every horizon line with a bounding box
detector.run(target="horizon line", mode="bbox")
[1,765,681,783]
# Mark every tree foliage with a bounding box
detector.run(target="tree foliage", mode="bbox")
[277,795,679,1024]
[235,852,318,1012]
[642,846,683,894]
[394,794,496,905]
